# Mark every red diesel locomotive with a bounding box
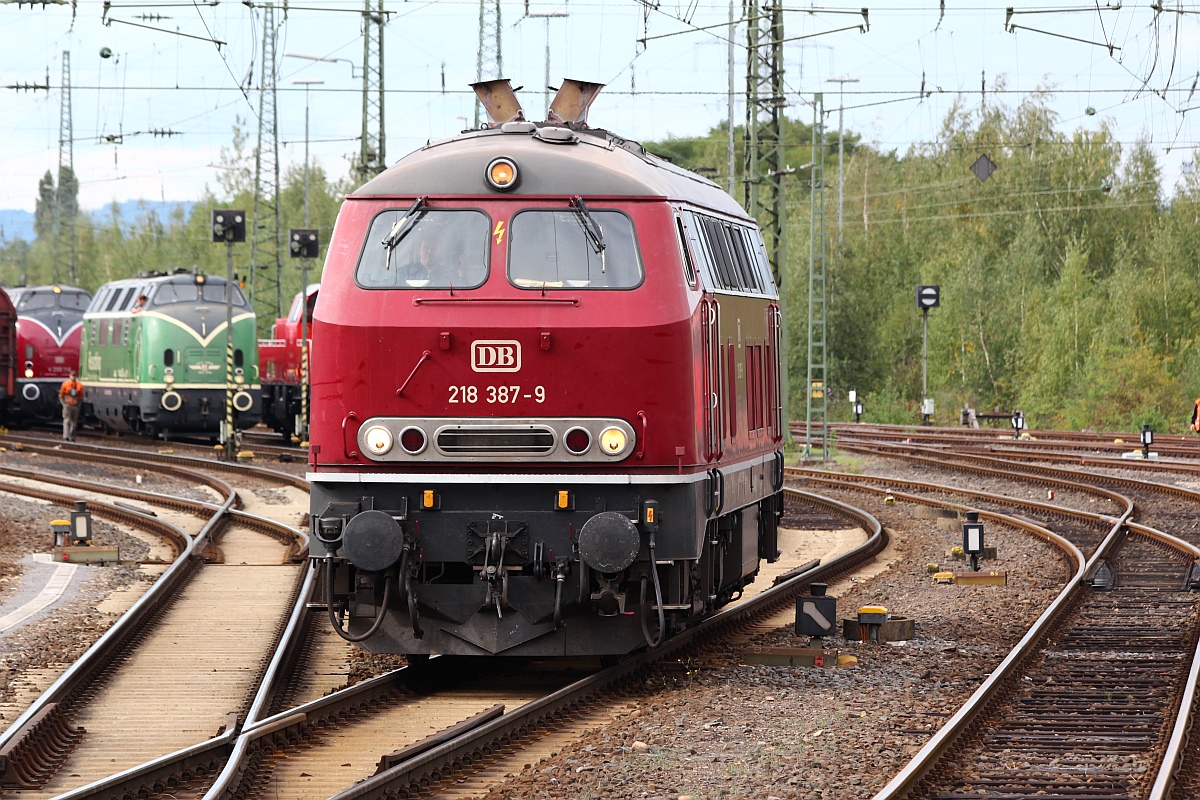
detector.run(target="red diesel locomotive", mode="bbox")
[0,288,14,421]
[309,80,784,658]
[6,285,90,424]
[260,283,319,436]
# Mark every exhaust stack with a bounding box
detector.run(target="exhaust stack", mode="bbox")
[548,79,605,126]
[470,79,526,128]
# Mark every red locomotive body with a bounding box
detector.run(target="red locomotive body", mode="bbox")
[259,284,318,435]
[0,288,14,416]
[309,81,784,658]
[6,285,90,424]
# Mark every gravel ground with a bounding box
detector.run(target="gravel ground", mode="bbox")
[476,455,1072,800]
[0,490,151,709]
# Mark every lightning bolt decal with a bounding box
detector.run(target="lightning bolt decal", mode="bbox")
[493,220,506,245]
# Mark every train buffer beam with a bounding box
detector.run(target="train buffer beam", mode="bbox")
[53,546,119,565]
[744,646,835,668]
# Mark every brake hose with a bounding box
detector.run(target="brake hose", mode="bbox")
[326,558,394,643]
[639,542,666,648]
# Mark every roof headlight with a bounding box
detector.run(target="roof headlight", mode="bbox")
[485,157,519,191]
[364,425,394,456]
[599,426,629,457]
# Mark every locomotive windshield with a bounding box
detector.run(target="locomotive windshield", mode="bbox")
[356,209,490,289]
[509,209,642,289]
[151,279,248,307]
[14,289,90,312]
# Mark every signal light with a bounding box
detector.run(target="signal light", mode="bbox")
[211,209,246,243]
[564,427,591,455]
[399,426,427,455]
[289,228,320,258]
[485,157,519,191]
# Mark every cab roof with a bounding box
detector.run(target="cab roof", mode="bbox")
[351,122,751,221]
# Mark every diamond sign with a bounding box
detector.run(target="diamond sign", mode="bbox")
[970,154,997,182]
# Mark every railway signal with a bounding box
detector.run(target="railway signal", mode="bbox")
[962,510,985,572]
[1141,424,1153,459]
[1011,410,1025,439]
[212,209,246,461]
[915,285,939,425]
[289,228,319,443]
[796,583,836,638]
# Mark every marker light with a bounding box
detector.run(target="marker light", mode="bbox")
[363,425,393,455]
[557,490,570,509]
[599,426,629,456]
[485,157,519,191]
[23,368,33,378]
[564,427,591,455]
[422,490,435,509]
[399,426,427,455]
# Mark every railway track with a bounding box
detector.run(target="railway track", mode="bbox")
[0,438,309,795]
[807,428,1200,800]
[50,489,882,800]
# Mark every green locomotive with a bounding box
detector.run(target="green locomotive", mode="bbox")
[80,270,261,437]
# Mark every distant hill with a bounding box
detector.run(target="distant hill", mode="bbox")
[0,200,195,244]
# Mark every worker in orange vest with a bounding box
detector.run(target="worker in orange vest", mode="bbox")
[1192,398,1200,433]
[58,369,84,442]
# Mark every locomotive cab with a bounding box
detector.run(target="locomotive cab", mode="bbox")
[309,80,784,658]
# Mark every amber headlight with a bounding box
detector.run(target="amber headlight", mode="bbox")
[599,426,629,457]
[485,157,519,191]
[364,425,394,456]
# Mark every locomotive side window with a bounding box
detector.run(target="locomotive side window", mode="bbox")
[684,211,776,297]
[509,209,643,289]
[674,216,698,288]
[356,209,491,290]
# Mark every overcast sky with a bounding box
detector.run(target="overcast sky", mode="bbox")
[1,1,1197,213]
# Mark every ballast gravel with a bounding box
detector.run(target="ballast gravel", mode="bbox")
[477,455,1071,800]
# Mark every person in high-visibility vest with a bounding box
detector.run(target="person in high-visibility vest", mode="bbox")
[58,369,84,442]
[1191,398,1200,433]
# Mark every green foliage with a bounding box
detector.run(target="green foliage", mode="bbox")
[2,95,1197,434]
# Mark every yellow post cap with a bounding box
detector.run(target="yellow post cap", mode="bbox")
[857,605,888,615]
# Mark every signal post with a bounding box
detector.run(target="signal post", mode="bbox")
[289,228,319,443]
[212,210,246,461]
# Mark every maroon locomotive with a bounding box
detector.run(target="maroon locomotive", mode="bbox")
[5,285,90,424]
[309,80,784,658]
[259,284,319,436]
[0,287,14,421]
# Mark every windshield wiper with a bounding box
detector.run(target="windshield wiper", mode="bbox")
[570,195,607,273]
[382,196,426,270]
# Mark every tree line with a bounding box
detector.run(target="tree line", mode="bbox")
[2,97,1196,433]
[649,92,1200,434]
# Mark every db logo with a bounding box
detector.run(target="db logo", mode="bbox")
[471,340,522,373]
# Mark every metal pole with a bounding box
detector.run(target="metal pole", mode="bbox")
[727,0,735,194]
[922,308,929,399]
[300,258,309,442]
[826,76,857,242]
[543,17,551,115]
[224,242,236,461]
[304,91,311,226]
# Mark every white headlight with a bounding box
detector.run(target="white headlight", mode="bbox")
[599,426,629,456]
[364,425,394,455]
